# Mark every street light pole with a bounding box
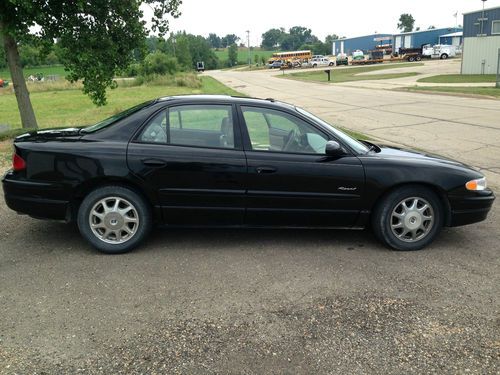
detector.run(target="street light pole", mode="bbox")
[246,30,251,67]
[480,0,487,36]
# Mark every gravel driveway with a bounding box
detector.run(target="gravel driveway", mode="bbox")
[1,182,498,374]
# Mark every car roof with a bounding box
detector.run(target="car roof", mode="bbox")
[156,94,295,110]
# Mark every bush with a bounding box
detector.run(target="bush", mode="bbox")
[123,63,141,77]
[141,52,179,76]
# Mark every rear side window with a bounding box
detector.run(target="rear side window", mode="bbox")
[139,105,235,149]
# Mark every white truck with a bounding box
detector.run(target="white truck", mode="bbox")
[422,44,457,60]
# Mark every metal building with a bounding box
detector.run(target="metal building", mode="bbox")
[461,6,500,74]
[439,31,463,46]
[332,34,392,55]
[393,27,462,51]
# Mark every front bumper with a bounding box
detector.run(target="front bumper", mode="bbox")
[2,171,71,221]
[448,189,495,227]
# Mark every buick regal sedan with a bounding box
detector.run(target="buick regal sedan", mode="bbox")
[2,95,495,254]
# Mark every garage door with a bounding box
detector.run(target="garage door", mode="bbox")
[395,36,402,50]
[404,35,412,48]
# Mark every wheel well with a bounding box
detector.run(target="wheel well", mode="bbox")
[372,182,452,226]
[69,178,154,222]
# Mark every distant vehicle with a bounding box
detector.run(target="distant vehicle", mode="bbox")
[422,44,457,60]
[336,53,349,66]
[309,58,334,68]
[196,61,205,72]
[268,60,284,69]
[0,79,9,88]
[3,95,494,253]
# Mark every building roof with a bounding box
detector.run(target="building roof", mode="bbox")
[439,31,463,37]
[394,27,461,36]
[463,5,500,15]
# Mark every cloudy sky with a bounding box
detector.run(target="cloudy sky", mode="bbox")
[142,0,500,45]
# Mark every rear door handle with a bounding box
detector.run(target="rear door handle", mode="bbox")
[256,166,277,174]
[141,158,167,167]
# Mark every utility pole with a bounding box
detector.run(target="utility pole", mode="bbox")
[480,0,488,36]
[246,30,251,67]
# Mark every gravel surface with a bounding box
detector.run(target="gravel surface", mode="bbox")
[0,184,499,374]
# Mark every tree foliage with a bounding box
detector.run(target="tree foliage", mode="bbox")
[221,34,240,48]
[261,28,285,49]
[207,33,221,48]
[0,0,182,109]
[397,14,415,33]
[227,44,238,66]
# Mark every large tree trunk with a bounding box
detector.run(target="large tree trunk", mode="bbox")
[1,28,38,129]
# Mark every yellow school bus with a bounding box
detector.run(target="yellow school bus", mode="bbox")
[268,50,312,68]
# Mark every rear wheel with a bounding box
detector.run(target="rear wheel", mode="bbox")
[440,53,448,60]
[415,55,422,61]
[77,186,151,254]
[372,186,443,251]
[408,56,415,62]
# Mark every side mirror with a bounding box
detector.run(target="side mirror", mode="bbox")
[325,140,343,157]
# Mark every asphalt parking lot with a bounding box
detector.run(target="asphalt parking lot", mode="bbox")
[0,182,499,373]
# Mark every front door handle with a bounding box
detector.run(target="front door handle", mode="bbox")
[256,166,277,174]
[141,158,167,167]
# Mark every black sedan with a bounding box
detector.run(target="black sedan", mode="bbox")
[2,95,495,254]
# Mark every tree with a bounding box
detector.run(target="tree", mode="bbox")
[227,44,238,66]
[325,34,339,45]
[141,52,178,75]
[207,33,221,49]
[397,14,415,33]
[427,25,436,30]
[0,0,181,129]
[221,34,239,48]
[261,28,285,49]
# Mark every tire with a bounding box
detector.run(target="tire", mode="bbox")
[415,55,422,61]
[77,186,152,254]
[440,53,448,60]
[408,56,415,62]
[329,62,334,66]
[372,185,443,251]
[313,64,317,68]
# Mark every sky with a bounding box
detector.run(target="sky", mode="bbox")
[142,0,500,45]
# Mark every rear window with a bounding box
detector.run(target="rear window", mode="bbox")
[81,101,153,134]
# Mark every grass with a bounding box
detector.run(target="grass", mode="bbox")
[0,65,68,80]
[283,63,423,83]
[0,75,243,130]
[417,74,497,83]
[213,48,277,65]
[403,86,500,98]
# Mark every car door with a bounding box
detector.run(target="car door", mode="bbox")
[127,103,247,226]
[239,105,365,227]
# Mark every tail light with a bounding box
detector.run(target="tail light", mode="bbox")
[12,153,26,171]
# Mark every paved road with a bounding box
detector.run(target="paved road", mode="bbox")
[208,60,500,189]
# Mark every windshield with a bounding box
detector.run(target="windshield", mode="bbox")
[81,100,153,133]
[295,107,369,154]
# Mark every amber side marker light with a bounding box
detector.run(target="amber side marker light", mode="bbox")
[12,153,26,171]
[465,177,487,191]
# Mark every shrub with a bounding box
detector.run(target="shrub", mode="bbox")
[141,52,179,76]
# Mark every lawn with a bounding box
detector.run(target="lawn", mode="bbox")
[404,86,500,98]
[417,74,497,83]
[0,76,242,130]
[0,65,68,80]
[214,48,276,65]
[283,63,423,83]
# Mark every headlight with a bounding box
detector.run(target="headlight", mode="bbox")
[465,177,487,191]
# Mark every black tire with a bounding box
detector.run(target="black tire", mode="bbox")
[372,185,443,251]
[415,55,422,61]
[329,62,334,66]
[408,56,415,62]
[77,186,152,254]
[440,53,448,60]
[313,64,317,68]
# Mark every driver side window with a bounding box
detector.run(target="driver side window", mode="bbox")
[241,106,328,154]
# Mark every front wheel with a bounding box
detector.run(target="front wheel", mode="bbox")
[77,186,152,254]
[440,53,448,60]
[372,186,443,251]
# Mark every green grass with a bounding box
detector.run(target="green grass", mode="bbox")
[404,86,500,98]
[283,63,423,83]
[0,76,243,130]
[417,74,497,83]
[213,48,277,65]
[0,65,68,80]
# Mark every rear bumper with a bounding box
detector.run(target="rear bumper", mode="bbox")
[2,171,71,221]
[448,190,495,227]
